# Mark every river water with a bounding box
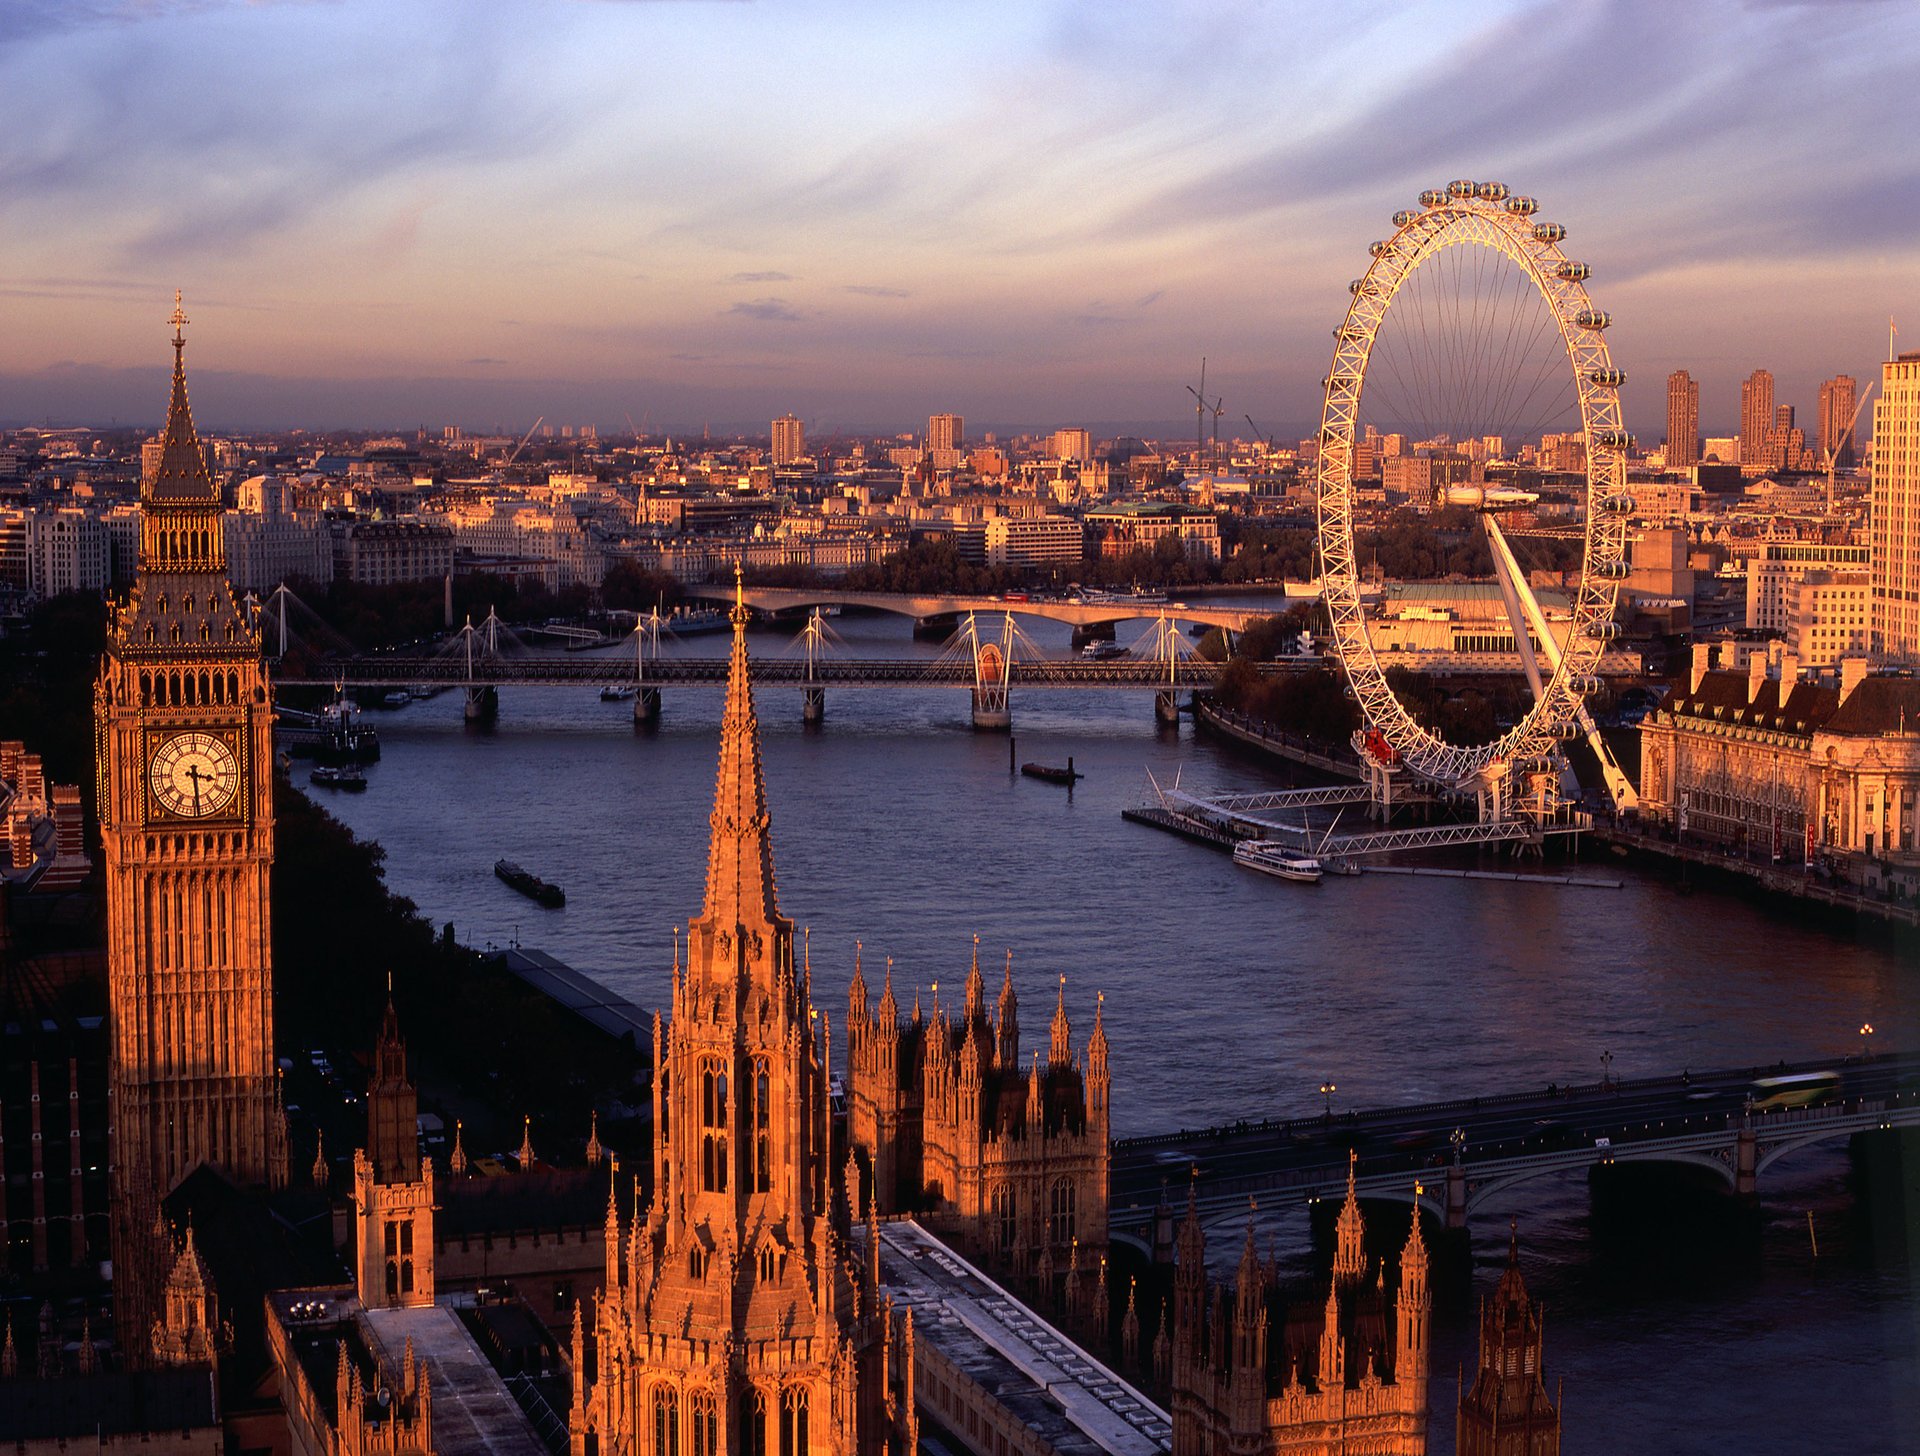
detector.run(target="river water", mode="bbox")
[311,607,1918,1454]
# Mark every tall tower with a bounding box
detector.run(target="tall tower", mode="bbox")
[1665,370,1700,468]
[771,413,806,467]
[1456,1227,1559,1456]
[1819,374,1859,469]
[353,999,435,1309]
[97,297,283,1351]
[928,413,963,453]
[1740,369,1775,466]
[574,578,912,1455]
[1872,352,1920,662]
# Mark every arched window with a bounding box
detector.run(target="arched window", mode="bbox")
[753,1062,771,1193]
[991,1185,1015,1254]
[758,1244,776,1282]
[701,1062,729,1193]
[386,1260,399,1298]
[689,1393,716,1456]
[779,1388,808,1456]
[689,1246,707,1281]
[740,1390,768,1456]
[653,1386,679,1456]
[1049,1179,1075,1247]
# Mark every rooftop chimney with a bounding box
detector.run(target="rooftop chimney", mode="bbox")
[1779,651,1801,690]
[1839,656,1871,704]
[1690,642,1714,694]
[1748,651,1768,704]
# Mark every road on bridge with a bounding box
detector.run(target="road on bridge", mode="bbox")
[1111,1050,1920,1230]
[268,653,1316,690]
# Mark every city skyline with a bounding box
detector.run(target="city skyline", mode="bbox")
[3,0,1916,436]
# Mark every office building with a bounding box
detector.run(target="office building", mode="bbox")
[1872,353,1920,661]
[929,413,964,452]
[1820,374,1859,469]
[1666,370,1700,468]
[771,412,806,466]
[1741,370,1775,464]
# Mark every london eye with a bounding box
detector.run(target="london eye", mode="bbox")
[1314,180,1636,817]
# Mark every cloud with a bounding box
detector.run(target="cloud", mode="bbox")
[845,284,909,298]
[466,356,506,366]
[728,270,792,283]
[725,297,803,323]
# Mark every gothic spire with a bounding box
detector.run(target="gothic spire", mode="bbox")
[697,567,781,934]
[1333,1148,1366,1280]
[1049,974,1071,1066]
[148,292,218,504]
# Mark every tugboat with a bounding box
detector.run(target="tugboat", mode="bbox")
[309,765,368,792]
[495,859,565,908]
[600,684,637,702]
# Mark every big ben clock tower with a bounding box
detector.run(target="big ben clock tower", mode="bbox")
[97,298,285,1352]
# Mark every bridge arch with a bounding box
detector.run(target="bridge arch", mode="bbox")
[680,584,1270,635]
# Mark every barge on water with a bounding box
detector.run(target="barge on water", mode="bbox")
[495,859,566,908]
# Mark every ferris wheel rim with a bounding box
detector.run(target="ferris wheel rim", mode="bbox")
[1313,184,1631,793]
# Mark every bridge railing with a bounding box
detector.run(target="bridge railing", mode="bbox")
[1113,1051,1918,1155]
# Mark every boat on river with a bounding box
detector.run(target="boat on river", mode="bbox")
[600,685,637,702]
[309,765,368,792]
[1233,840,1324,884]
[495,859,565,908]
[1021,758,1081,786]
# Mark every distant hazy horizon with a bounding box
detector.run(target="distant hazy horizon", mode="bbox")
[4,0,1914,441]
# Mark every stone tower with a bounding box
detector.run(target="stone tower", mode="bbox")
[571,579,913,1456]
[1456,1226,1559,1456]
[98,298,284,1352]
[844,947,1110,1323]
[352,998,435,1309]
[1169,1162,1430,1456]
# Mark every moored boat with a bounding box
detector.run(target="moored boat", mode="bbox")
[1020,758,1081,785]
[309,765,368,792]
[601,684,637,701]
[1232,841,1324,883]
[495,859,566,908]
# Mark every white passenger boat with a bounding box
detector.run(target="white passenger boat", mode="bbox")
[1232,841,1324,883]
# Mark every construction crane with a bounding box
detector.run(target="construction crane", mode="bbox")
[1175,357,1205,464]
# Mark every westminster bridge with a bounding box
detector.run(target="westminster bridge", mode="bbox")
[1107,1049,1920,1248]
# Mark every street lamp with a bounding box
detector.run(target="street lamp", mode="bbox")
[1320,1081,1337,1120]
[1449,1127,1466,1165]
[1861,1022,1875,1060]
[1600,1050,1614,1089]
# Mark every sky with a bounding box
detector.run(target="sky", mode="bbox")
[2,0,1917,441]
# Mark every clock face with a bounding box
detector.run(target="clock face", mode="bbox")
[149,732,241,819]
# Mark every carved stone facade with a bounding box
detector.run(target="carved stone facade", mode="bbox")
[1169,1162,1430,1456]
[1456,1231,1559,1456]
[353,1000,436,1310]
[570,586,914,1456]
[98,305,285,1352]
[1638,646,1920,889]
[844,950,1110,1324]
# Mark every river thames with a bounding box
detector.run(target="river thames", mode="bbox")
[313,608,1918,1454]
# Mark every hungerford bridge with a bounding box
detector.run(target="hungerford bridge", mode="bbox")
[1106,1049,1920,1251]
[261,588,1301,729]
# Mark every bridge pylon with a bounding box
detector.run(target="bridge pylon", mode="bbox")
[1143,613,1193,728]
[632,611,665,724]
[963,612,1014,731]
[801,608,828,724]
